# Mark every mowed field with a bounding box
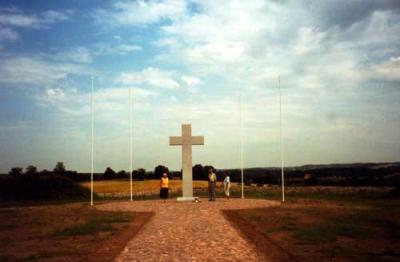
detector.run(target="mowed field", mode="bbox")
[0,203,152,261]
[224,195,400,261]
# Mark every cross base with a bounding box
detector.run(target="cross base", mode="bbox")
[177,196,198,202]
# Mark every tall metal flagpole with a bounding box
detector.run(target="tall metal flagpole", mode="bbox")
[279,75,285,202]
[90,76,94,206]
[129,88,133,201]
[239,92,244,199]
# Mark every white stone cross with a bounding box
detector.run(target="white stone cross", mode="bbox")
[170,124,204,201]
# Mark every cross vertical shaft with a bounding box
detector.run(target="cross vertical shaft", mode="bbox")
[170,124,204,201]
[182,125,193,198]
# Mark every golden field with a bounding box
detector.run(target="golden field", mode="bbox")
[81,179,216,197]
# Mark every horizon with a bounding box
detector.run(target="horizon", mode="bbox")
[2,160,400,175]
[0,0,399,173]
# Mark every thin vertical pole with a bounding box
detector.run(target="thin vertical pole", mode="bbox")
[239,92,244,199]
[129,88,133,201]
[279,75,285,202]
[90,76,94,206]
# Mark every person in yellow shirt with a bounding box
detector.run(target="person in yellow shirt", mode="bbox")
[160,172,169,202]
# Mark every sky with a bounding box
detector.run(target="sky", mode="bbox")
[0,0,399,173]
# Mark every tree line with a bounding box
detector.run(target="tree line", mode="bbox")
[4,162,400,188]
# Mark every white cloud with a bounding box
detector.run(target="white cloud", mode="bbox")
[93,0,187,26]
[0,56,91,85]
[114,44,141,53]
[0,13,39,27]
[390,56,400,62]
[118,67,181,90]
[0,9,71,28]
[0,26,19,42]
[181,74,200,87]
[40,10,71,24]
[35,86,159,125]
[372,58,400,81]
[47,43,142,64]
[0,8,72,48]
[96,43,142,55]
[157,0,300,76]
[156,0,400,93]
[292,27,327,55]
[51,47,93,64]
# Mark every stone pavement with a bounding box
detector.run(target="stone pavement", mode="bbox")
[97,198,279,262]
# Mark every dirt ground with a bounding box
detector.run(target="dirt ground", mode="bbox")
[224,198,400,261]
[0,202,152,261]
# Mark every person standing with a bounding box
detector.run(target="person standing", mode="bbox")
[208,168,217,201]
[223,173,231,200]
[160,172,169,202]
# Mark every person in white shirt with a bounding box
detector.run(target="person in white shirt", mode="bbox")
[223,173,231,200]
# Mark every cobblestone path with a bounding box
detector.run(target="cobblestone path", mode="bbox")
[97,198,279,261]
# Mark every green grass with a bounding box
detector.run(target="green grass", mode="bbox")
[54,220,114,236]
[93,213,134,223]
[289,208,380,243]
[366,250,400,261]
[23,253,56,261]
[0,255,11,261]
[293,226,338,243]
[292,219,374,243]
[0,224,17,230]
[53,213,134,236]
[325,245,352,257]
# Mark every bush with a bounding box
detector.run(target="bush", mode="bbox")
[154,165,169,178]
[9,167,23,176]
[304,173,318,186]
[117,170,129,179]
[103,167,117,179]
[245,179,253,186]
[53,162,66,175]
[135,168,146,180]
[193,164,206,180]
[0,174,91,201]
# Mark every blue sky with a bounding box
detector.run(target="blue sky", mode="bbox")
[0,0,399,173]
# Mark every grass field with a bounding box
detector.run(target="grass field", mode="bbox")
[224,195,400,261]
[81,179,394,201]
[0,203,152,261]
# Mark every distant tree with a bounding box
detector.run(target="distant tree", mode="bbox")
[244,178,253,186]
[9,167,23,176]
[40,169,51,176]
[117,170,128,179]
[147,171,155,179]
[65,170,79,181]
[393,174,400,193]
[53,162,66,175]
[193,164,204,180]
[262,172,278,185]
[154,165,169,178]
[137,168,146,180]
[132,170,138,180]
[304,173,317,186]
[25,165,38,176]
[103,167,117,179]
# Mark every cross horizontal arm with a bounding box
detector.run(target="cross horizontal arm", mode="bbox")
[170,136,183,145]
[191,136,204,145]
